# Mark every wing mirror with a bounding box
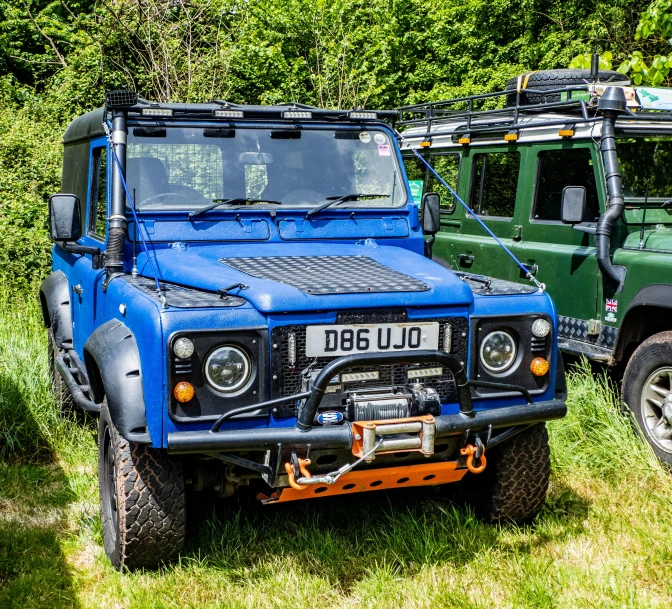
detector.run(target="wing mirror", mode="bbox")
[421,192,441,235]
[49,194,81,241]
[560,186,586,224]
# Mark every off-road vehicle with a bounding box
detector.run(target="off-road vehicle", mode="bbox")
[399,65,672,464]
[40,91,566,569]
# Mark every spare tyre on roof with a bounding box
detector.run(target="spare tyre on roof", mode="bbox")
[505,69,630,107]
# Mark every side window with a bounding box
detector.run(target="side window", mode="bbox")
[88,147,107,239]
[469,151,520,218]
[427,154,460,212]
[403,155,426,205]
[534,149,600,222]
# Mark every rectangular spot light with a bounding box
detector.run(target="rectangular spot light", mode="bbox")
[140,108,173,117]
[348,111,377,120]
[282,110,312,119]
[407,367,443,379]
[214,109,244,118]
[341,370,380,383]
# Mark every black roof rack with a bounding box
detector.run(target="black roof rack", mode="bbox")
[397,83,672,141]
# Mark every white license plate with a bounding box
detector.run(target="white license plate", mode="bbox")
[305,322,440,357]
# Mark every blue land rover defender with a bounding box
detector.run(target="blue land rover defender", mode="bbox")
[40,91,567,570]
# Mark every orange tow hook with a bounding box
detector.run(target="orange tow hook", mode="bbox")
[460,444,487,474]
[284,458,313,490]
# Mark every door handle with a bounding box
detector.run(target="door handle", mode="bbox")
[72,284,83,295]
[459,254,475,266]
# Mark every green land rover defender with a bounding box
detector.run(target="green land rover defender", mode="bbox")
[399,68,672,464]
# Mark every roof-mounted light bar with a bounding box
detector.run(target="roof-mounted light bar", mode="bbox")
[141,108,173,117]
[348,111,377,120]
[282,110,312,119]
[214,109,244,118]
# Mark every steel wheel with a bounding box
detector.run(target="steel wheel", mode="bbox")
[640,366,672,452]
[101,425,119,541]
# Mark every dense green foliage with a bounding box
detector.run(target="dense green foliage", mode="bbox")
[0,0,667,291]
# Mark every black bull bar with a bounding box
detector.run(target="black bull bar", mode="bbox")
[167,350,566,454]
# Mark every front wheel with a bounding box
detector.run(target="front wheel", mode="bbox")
[98,405,186,570]
[456,423,551,523]
[622,332,672,465]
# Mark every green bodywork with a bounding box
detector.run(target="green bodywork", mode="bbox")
[404,137,672,364]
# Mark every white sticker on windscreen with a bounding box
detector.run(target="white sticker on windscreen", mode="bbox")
[374,133,386,144]
[359,131,371,143]
[378,144,391,156]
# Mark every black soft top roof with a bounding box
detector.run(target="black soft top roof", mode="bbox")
[63,106,106,144]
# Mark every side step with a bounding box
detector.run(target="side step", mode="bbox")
[55,354,101,413]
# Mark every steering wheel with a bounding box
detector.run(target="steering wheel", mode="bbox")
[137,192,188,207]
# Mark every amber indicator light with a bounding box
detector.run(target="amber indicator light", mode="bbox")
[530,357,549,377]
[174,381,195,403]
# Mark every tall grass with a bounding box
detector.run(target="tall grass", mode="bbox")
[0,293,82,463]
[550,359,662,478]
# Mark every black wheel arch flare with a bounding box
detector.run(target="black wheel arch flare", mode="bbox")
[84,320,151,444]
[615,284,672,363]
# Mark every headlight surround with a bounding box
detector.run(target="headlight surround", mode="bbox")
[205,345,252,393]
[480,330,517,373]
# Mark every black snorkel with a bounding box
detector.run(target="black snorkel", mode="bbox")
[595,86,628,289]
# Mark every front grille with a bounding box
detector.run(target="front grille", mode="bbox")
[270,314,469,417]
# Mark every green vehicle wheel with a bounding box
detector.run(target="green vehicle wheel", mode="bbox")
[623,332,672,465]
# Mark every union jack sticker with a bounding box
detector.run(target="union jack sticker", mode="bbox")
[606,299,618,313]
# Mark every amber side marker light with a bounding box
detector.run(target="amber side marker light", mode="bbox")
[530,357,549,377]
[174,381,195,403]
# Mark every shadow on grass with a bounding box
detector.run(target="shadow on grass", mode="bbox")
[0,371,81,609]
[184,477,591,592]
[0,462,81,609]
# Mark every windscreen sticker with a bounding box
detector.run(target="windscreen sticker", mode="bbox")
[374,133,387,144]
[359,131,371,143]
[408,180,424,205]
[378,144,391,156]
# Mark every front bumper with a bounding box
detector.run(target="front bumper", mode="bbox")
[167,398,566,454]
[167,350,566,454]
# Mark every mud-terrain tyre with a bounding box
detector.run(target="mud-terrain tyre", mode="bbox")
[622,332,672,465]
[48,329,73,412]
[98,404,186,570]
[505,69,629,106]
[457,423,551,523]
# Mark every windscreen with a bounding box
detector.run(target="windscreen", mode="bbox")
[616,136,672,203]
[125,125,405,211]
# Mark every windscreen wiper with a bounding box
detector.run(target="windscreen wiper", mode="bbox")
[306,193,390,217]
[189,198,282,218]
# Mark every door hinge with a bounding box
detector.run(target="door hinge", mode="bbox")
[512,225,522,240]
[587,319,602,335]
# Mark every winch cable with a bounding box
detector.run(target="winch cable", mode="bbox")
[103,120,165,302]
[394,129,545,291]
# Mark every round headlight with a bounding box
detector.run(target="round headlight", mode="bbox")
[173,337,195,359]
[480,330,517,373]
[532,318,551,338]
[205,345,252,393]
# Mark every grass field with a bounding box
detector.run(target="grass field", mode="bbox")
[2,296,672,609]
